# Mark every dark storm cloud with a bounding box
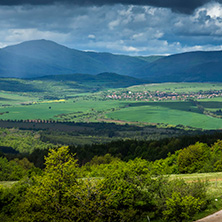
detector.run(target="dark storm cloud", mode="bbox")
[0,0,219,14]
[1,1,222,54]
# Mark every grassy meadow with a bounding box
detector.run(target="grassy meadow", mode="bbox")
[106,101,222,129]
[0,96,121,121]
[170,172,222,196]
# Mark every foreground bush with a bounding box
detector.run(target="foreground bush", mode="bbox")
[163,192,204,222]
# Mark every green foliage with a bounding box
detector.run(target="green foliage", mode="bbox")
[178,142,211,173]
[163,192,204,222]
[83,157,155,220]
[0,157,35,181]
[2,125,222,175]
[16,146,80,221]
[0,146,210,222]
[87,153,120,165]
[0,128,55,153]
[16,147,152,221]
[148,139,222,175]
[0,180,30,221]
[153,178,208,221]
[211,140,222,171]
[151,152,179,175]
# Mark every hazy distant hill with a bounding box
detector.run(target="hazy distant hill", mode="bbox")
[34,72,148,89]
[139,51,222,82]
[0,40,155,78]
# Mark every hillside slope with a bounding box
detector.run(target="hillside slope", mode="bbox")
[0,72,148,93]
[0,40,152,78]
[139,51,222,82]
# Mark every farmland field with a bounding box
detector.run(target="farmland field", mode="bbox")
[0,97,122,121]
[129,82,222,93]
[106,101,222,129]
[1,81,222,129]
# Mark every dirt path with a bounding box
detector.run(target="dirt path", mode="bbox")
[195,210,222,222]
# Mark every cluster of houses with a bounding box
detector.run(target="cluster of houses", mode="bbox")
[104,90,222,101]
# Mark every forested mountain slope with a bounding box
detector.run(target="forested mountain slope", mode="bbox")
[1,39,222,82]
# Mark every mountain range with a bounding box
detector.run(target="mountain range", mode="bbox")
[0,39,222,82]
[0,40,158,79]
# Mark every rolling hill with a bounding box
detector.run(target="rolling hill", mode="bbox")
[34,72,148,89]
[0,72,148,93]
[139,51,222,82]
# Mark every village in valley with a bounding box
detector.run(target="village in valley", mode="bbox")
[104,89,222,102]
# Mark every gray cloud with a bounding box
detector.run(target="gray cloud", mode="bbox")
[0,2,222,55]
[0,0,220,14]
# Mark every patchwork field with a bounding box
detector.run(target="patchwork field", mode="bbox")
[106,101,222,129]
[1,80,222,130]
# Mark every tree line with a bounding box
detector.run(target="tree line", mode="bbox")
[2,130,222,169]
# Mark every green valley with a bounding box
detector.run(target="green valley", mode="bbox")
[1,78,222,130]
[2,4,222,222]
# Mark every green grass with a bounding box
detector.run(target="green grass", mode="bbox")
[170,172,222,187]
[0,98,121,121]
[0,91,38,106]
[198,98,222,113]
[106,101,222,129]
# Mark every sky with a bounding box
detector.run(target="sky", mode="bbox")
[1,0,222,55]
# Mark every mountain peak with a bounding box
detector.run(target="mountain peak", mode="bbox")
[3,39,69,51]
